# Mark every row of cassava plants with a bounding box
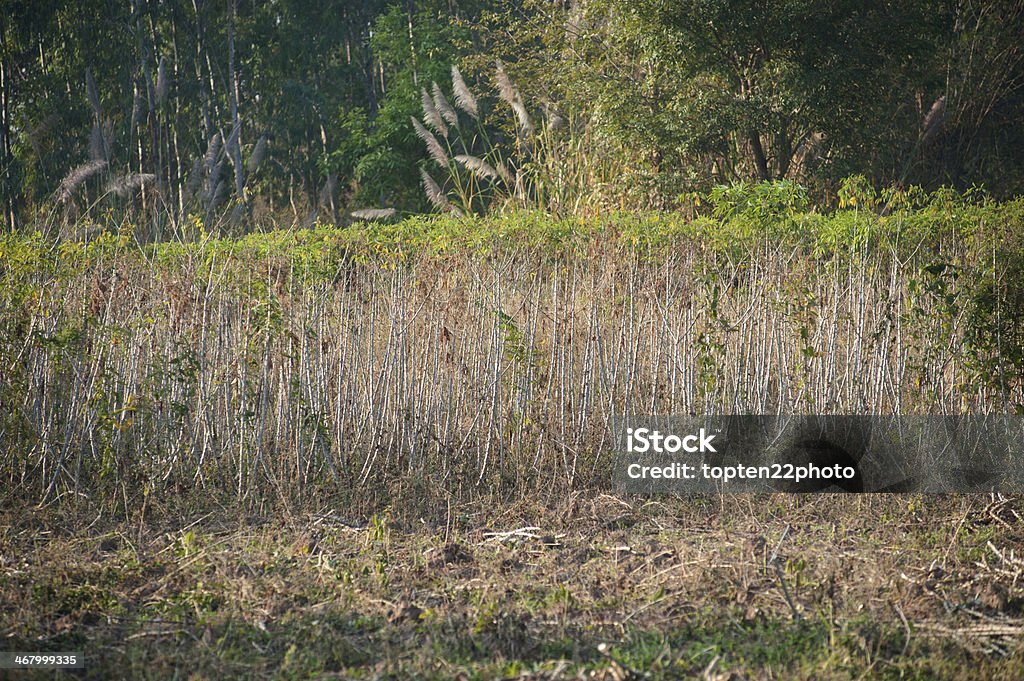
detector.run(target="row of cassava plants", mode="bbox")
[1,189,1022,506]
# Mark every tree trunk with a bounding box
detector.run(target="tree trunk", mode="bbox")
[748,130,770,181]
[406,0,418,86]
[776,126,792,179]
[0,16,15,230]
[171,17,184,220]
[362,0,378,115]
[227,0,245,204]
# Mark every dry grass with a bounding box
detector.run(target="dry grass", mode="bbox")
[1,493,1023,679]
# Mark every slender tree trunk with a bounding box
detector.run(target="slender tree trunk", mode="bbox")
[776,127,792,179]
[193,0,220,134]
[748,130,770,181]
[1,57,13,230]
[406,1,418,86]
[147,9,168,220]
[171,17,184,220]
[361,0,378,115]
[0,16,15,230]
[191,0,211,143]
[135,2,156,215]
[227,0,245,203]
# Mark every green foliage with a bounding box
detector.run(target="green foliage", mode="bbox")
[707,180,811,222]
[1,0,500,230]
[478,0,1024,207]
[341,5,474,212]
[3,1,1024,230]
[961,207,1024,401]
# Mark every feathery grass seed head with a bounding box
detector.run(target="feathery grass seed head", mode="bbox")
[495,61,518,106]
[512,101,534,135]
[494,62,533,134]
[204,133,222,175]
[155,57,169,106]
[451,65,478,120]
[432,82,459,128]
[412,117,449,167]
[350,207,398,221]
[58,160,108,202]
[421,88,448,137]
[419,167,452,212]
[455,155,500,182]
[248,136,268,175]
[86,67,101,116]
[107,173,156,197]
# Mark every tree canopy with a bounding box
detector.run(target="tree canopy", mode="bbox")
[0,0,1021,232]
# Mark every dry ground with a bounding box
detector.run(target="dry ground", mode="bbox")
[2,493,1024,679]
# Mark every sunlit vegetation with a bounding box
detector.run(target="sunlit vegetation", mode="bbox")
[3,3,1024,678]
[3,185,1022,508]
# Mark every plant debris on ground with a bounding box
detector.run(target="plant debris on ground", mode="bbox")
[2,493,1023,679]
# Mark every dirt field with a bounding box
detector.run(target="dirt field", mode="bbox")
[2,493,1023,679]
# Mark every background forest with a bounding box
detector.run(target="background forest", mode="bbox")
[1,0,1023,233]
